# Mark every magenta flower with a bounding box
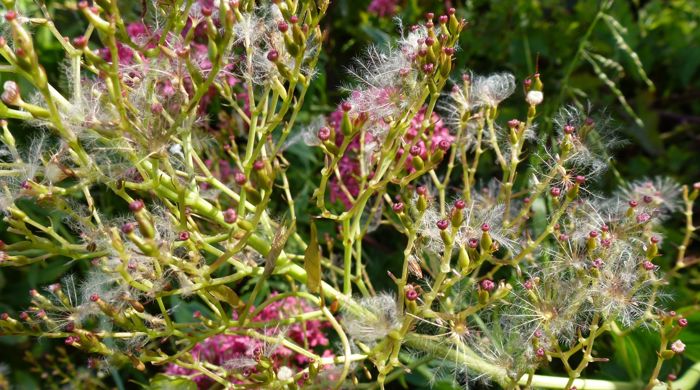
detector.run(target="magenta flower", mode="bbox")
[165,295,333,388]
[327,105,452,209]
[368,0,399,18]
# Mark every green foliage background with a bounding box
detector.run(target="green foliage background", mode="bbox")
[0,0,699,388]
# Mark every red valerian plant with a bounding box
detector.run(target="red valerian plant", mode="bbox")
[0,0,698,389]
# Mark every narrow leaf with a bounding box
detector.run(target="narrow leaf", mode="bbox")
[304,222,322,294]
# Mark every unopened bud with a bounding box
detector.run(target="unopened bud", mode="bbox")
[1,81,21,106]
[224,208,238,224]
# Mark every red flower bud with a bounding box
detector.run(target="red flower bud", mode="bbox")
[454,199,466,210]
[73,36,88,48]
[121,222,135,234]
[267,50,279,62]
[224,208,237,224]
[318,126,331,141]
[437,219,449,230]
[233,172,246,185]
[392,202,404,213]
[341,101,352,112]
[278,21,289,32]
[406,288,419,301]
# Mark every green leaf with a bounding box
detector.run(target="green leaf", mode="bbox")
[304,222,321,294]
[677,307,700,362]
[612,332,643,379]
[147,374,197,390]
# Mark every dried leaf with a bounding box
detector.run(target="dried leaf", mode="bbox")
[264,221,296,277]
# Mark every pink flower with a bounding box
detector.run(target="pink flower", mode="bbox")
[327,105,452,209]
[166,294,333,388]
[368,0,399,18]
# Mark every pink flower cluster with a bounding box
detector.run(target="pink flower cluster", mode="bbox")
[368,0,399,18]
[328,107,452,209]
[166,295,333,388]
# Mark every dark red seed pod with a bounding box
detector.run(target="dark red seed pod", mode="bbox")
[129,199,145,212]
[90,293,100,302]
[341,101,352,112]
[454,199,466,210]
[121,222,135,234]
[178,231,190,241]
[437,219,449,230]
[439,15,448,24]
[278,21,289,32]
[224,208,237,224]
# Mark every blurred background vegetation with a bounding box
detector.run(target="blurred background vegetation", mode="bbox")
[1,0,699,388]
